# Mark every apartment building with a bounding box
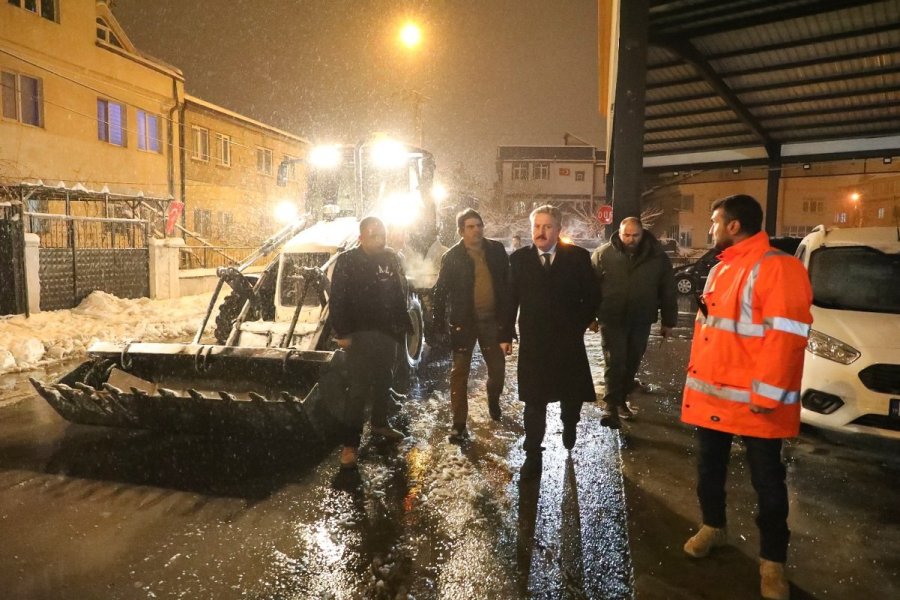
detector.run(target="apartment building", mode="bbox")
[495,140,606,222]
[648,158,900,250]
[183,96,307,248]
[1,0,182,208]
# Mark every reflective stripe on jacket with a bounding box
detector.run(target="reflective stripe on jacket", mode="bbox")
[681,232,813,438]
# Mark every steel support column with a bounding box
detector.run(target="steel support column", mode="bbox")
[765,157,781,236]
[608,0,649,229]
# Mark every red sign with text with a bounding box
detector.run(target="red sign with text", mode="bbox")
[597,204,613,224]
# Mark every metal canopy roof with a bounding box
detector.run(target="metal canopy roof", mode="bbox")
[643,0,900,164]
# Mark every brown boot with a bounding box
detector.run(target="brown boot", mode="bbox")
[683,525,727,558]
[760,559,790,600]
[339,446,358,470]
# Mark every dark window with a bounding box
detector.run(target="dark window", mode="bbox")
[1,71,42,126]
[574,170,585,181]
[193,209,212,237]
[809,246,899,314]
[8,0,56,21]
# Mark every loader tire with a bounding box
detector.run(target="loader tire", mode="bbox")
[393,294,424,392]
[403,293,425,369]
[214,291,255,345]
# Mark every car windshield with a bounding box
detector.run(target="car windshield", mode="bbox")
[808,246,900,314]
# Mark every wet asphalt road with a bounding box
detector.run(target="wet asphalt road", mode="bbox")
[1,309,898,599]
[0,333,630,600]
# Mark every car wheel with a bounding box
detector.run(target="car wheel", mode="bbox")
[675,275,695,295]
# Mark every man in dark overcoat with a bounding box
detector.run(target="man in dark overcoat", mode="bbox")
[506,205,601,477]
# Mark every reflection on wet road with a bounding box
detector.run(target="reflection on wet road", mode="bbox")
[0,335,634,599]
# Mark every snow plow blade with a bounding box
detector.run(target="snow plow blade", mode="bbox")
[30,342,347,440]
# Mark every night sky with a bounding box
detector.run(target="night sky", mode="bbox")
[111,0,605,191]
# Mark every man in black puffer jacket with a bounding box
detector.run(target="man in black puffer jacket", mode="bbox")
[433,208,512,441]
[330,216,411,469]
[592,217,678,428]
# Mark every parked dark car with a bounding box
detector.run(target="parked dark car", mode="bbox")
[673,236,803,296]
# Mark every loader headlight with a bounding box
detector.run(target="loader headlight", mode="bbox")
[806,329,860,364]
[370,139,408,170]
[381,191,422,227]
[274,200,299,223]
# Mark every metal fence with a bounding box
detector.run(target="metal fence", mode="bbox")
[180,245,272,270]
[25,212,150,310]
[0,202,28,316]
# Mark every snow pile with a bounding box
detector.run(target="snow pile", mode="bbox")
[0,291,220,375]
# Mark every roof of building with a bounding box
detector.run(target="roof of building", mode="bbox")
[641,0,900,167]
[497,146,605,161]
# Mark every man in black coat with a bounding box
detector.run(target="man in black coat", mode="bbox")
[591,217,677,429]
[330,216,410,469]
[433,208,512,441]
[506,205,601,477]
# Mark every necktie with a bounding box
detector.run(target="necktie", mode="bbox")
[541,252,552,271]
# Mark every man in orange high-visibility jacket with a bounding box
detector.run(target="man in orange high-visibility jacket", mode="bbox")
[681,194,812,600]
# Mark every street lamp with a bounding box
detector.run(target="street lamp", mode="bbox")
[399,21,422,49]
[850,192,862,227]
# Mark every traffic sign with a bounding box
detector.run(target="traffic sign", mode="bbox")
[597,204,613,224]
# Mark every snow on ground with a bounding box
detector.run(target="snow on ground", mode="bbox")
[0,291,220,375]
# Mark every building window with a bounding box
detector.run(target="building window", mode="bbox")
[878,207,885,220]
[575,170,585,182]
[680,194,694,211]
[215,133,231,167]
[95,18,122,47]
[836,212,847,224]
[8,0,57,22]
[679,229,693,248]
[97,98,126,146]
[217,211,233,237]
[191,126,209,161]
[511,162,528,181]
[193,209,212,237]
[532,162,549,180]
[257,147,273,175]
[136,110,161,153]
[281,155,298,181]
[1,71,42,126]
[802,199,824,213]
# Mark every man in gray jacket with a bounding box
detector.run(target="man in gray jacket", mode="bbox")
[592,217,678,428]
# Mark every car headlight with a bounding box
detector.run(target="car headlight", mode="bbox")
[806,329,860,364]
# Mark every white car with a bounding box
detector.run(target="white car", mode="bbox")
[796,226,900,439]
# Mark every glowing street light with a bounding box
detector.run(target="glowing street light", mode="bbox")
[849,192,863,227]
[308,145,343,169]
[431,182,448,203]
[399,21,422,49]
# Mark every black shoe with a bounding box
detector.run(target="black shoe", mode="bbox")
[620,402,637,421]
[448,425,469,442]
[519,454,543,478]
[563,425,577,450]
[488,398,502,421]
[600,407,622,429]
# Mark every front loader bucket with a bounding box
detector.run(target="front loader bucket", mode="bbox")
[30,342,348,441]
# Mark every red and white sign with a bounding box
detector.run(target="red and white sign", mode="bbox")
[597,204,613,225]
[559,167,571,176]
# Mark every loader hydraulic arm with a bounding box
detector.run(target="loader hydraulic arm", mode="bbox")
[192,215,312,344]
